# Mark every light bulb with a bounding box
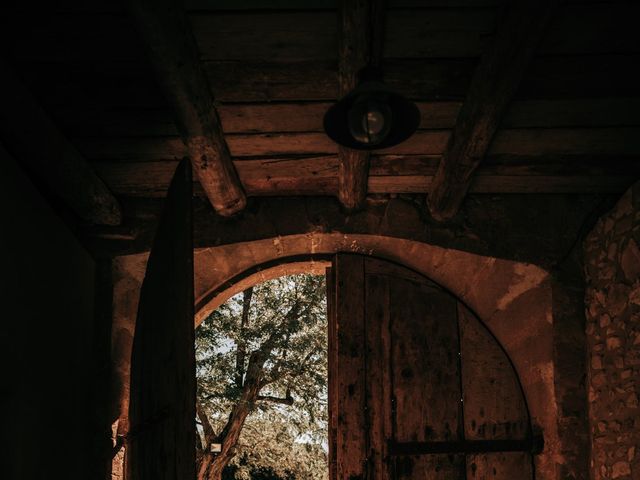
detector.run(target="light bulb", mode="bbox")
[347,96,392,146]
[363,108,385,137]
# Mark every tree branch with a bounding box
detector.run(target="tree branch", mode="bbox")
[196,401,216,445]
[254,300,301,360]
[235,287,253,389]
[290,349,317,378]
[256,394,294,406]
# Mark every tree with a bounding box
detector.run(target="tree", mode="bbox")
[195,274,328,480]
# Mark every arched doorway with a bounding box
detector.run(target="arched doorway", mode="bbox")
[191,253,538,479]
[114,235,560,479]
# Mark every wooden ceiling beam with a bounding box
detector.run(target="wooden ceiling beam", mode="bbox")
[0,60,122,226]
[337,0,386,211]
[427,0,559,221]
[127,0,246,216]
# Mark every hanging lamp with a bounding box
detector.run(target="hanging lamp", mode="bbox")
[323,67,420,150]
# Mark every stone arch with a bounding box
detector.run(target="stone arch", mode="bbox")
[113,232,561,479]
[195,233,558,477]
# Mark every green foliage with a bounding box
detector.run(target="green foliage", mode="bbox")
[222,415,327,480]
[222,463,294,480]
[196,274,328,480]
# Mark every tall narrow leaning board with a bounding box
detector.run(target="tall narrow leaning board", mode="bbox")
[127,159,196,480]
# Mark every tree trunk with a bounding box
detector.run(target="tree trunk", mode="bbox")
[196,301,299,479]
[197,453,214,480]
[196,401,216,480]
[195,396,254,479]
[206,357,263,479]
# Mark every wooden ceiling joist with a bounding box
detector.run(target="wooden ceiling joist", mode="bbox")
[427,0,559,221]
[127,0,246,217]
[0,60,122,226]
[337,0,386,211]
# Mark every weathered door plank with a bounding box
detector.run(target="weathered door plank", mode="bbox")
[334,255,368,479]
[332,254,534,480]
[459,303,533,479]
[127,159,195,480]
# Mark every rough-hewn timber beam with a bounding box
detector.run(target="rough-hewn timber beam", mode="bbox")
[0,60,122,226]
[427,0,558,221]
[337,0,386,211]
[127,0,246,216]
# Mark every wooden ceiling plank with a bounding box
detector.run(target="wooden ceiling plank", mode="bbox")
[0,61,122,226]
[127,0,246,216]
[336,0,386,211]
[52,97,640,138]
[371,175,634,195]
[19,53,640,106]
[73,127,640,160]
[92,153,640,197]
[12,3,637,65]
[189,12,337,63]
[427,0,559,221]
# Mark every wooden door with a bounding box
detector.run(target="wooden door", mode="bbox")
[327,254,536,480]
[127,159,196,480]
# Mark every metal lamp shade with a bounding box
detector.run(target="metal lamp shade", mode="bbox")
[323,80,421,151]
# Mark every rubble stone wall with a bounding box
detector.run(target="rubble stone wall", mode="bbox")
[584,182,640,480]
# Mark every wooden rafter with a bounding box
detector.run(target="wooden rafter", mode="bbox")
[427,0,559,221]
[0,60,122,226]
[127,0,246,217]
[337,0,386,211]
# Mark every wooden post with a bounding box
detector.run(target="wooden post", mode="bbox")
[337,0,386,211]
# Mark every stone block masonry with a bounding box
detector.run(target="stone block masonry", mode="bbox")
[584,181,640,480]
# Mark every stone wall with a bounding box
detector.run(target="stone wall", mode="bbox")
[551,256,591,479]
[584,181,640,480]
